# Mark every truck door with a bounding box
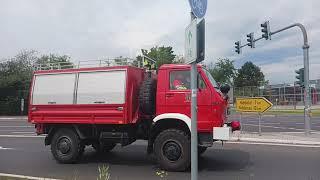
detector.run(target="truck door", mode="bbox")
[165,69,212,131]
[165,70,191,115]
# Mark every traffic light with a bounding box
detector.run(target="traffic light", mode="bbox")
[246,32,255,48]
[235,41,241,54]
[261,21,271,40]
[295,68,305,87]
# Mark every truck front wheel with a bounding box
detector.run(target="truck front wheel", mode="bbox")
[154,129,190,171]
[51,128,83,163]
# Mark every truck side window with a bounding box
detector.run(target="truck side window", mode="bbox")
[170,71,190,90]
[198,75,206,89]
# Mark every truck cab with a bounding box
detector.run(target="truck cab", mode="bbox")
[157,64,227,132]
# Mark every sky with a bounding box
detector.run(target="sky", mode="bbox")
[0,0,319,84]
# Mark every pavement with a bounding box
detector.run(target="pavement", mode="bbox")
[231,131,320,146]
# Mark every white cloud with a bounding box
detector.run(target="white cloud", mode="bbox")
[0,0,319,84]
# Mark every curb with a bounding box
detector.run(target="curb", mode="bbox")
[230,137,320,146]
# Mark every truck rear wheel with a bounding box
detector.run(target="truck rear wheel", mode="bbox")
[154,129,190,171]
[51,128,82,163]
[139,76,156,115]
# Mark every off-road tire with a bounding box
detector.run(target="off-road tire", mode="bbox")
[139,75,156,115]
[51,128,82,163]
[154,129,191,171]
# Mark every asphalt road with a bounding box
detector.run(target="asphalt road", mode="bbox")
[0,116,320,180]
[1,137,320,180]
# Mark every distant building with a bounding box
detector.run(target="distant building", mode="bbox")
[262,79,320,105]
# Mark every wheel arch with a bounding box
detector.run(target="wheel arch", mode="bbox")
[45,125,85,146]
[147,113,191,153]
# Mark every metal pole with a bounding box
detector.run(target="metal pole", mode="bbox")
[293,83,297,110]
[20,98,24,116]
[269,23,311,134]
[258,113,262,136]
[190,12,198,180]
[303,44,311,135]
[239,113,243,133]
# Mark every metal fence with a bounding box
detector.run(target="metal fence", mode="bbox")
[232,85,320,109]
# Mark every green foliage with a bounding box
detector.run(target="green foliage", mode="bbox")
[234,61,265,87]
[141,46,176,69]
[133,55,143,67]
[207,58,236,85]
[36,54,74,69]
[0,50,36,115]
[0,50,36,89]
[0,50,74,115]
[97,164,111,180]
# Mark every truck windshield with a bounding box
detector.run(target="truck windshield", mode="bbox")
[203,69,219,89]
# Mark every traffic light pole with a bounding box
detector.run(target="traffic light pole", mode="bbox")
[236,23,311,135]
[269,23,311,135]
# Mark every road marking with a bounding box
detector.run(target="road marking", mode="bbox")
[0,126,33,128]
[0,120,27,122]
[0,146,14,150]
[243,124,289,130]
[0,117,27,120]
[242,123,320,132]
[11,132,35,134]
[0,173,60,180]
[227,141,320,148]
[0,135,44,138]
[261,122,281,125]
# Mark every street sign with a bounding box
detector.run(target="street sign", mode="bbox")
[185,19,197,64]
[236,97,273,113]
[196,18,205,63]
[188,0,207,19]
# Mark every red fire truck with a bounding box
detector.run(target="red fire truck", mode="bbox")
[28,63,240,171]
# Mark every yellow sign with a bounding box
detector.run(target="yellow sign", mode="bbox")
[236,97,273,113]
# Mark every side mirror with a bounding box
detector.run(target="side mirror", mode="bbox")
[220,84,230,94]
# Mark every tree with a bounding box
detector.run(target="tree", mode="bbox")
[0,50,74,115]
[234,61,265,87]
[114,56,129,66]
[172,55,185,64]
[0,50,37,115]
[0,50,36,89]
[207,58,236,84]
[140,46,176,69]
[35,54,73,69]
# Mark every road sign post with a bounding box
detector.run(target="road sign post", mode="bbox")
[190,12,198,180]
[186,1,207,180]
[236,97,273,135]
[258,113,262,136]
